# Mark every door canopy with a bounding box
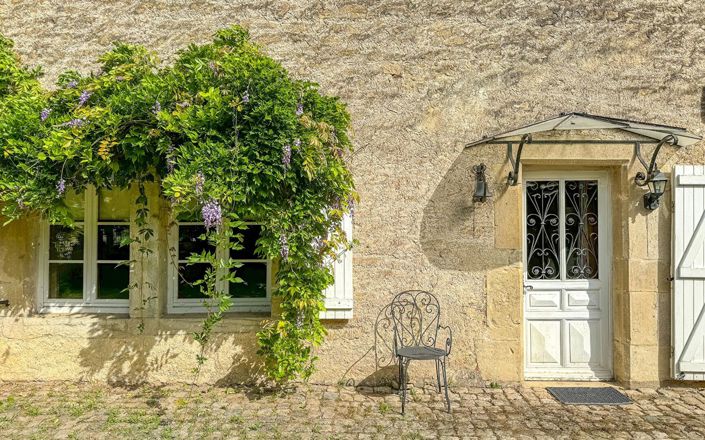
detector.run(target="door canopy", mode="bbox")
[465,112,703,186]
[466,112,702,147]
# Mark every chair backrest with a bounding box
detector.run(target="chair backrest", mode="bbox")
[389,290,441,350]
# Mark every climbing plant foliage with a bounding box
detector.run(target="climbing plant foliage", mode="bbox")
[0,27,356,382]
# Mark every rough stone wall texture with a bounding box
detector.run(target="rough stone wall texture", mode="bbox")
[1,1,705,387]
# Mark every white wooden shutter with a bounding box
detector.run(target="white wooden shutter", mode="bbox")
[673,165,705,379]
[320,214,353,320]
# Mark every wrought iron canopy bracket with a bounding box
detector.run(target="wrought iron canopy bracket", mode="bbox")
[507,134,531,186]
[634,134,678,187]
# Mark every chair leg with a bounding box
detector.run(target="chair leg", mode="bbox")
[397,356,402,391]
[441,356,450,413]
[400,359,408,414]
[435,359,442,393]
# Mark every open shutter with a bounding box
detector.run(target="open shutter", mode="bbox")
[320,214,353,319]
[673,165,705,379]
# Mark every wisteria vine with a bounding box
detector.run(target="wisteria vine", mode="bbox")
[0,26,356,382]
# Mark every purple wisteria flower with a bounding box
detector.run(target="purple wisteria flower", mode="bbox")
[194,172,205,197]
[279,234,289,261]
[115,75,125,82]
[208,61,219,76]
[296,102,304,116]
[40,108,52,122]
[56,178,66,197]
[176,101,190,109]
[78,90,92,106]
[152,100,161,114]
[166,145,176,173]
[282,144,292,168]
[311,236,324,252]
[66,79,78,89]
[201,199,222,229]
[62,118,86,128]
[348,195,356,217]
[293,138,301,148]
[242,91,250,103]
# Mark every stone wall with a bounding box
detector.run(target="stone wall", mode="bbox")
[1,1,705,387]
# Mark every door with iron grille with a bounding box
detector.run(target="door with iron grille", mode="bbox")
[523,171,612,380]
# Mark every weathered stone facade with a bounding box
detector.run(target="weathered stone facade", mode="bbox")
[1,1,705,388]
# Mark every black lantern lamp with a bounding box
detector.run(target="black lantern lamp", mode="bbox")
[634,134,677,210]
[472,163,491,202]
[643,170,668,210]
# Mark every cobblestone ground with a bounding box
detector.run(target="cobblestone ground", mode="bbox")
[1,382,705,439]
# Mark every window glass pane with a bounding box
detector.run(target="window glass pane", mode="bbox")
[97,225,130,260]
[230,262,267,298]
[64,190,84,221]
[525,181,560,280]
[97,263,130,300]
[49,225,84,260]
[48,263,83,299]
[565,180,599,279]
[178,263,209,299]
[230,225,262,260]
[178,225,212,260]
[99,188,131,221]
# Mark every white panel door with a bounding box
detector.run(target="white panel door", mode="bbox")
[673,165,705,379]
[523,172,612,380]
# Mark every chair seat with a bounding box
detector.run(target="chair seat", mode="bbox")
[397,346,447,360]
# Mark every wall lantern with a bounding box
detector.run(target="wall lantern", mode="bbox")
[472,163,491,202]
[634,134,677,210]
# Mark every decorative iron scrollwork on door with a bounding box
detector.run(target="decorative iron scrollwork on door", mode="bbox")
[525,181,560,280]
[565,180,599,279]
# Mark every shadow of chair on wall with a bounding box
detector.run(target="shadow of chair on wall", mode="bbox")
[335,303,399,389]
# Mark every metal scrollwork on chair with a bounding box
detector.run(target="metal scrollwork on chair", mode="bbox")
[389,290,453,413]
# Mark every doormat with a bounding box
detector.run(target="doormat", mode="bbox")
[546,387,631,405]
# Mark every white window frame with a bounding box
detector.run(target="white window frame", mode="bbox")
[167,220,272,314]
[37,186,131,313]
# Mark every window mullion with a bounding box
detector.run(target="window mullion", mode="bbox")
[40,219,49,308]
[217,239,228,294]
[87,186,98,304]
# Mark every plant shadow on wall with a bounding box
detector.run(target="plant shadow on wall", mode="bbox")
[0,26,355,384]
[420,143,521,272]
[77,317,178,386]
[76,316,266,386]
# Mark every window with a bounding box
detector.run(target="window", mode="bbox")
[167,221,271,313]
[39,186,131,313]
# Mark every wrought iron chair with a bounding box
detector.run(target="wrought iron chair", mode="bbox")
[390,290,452,413]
